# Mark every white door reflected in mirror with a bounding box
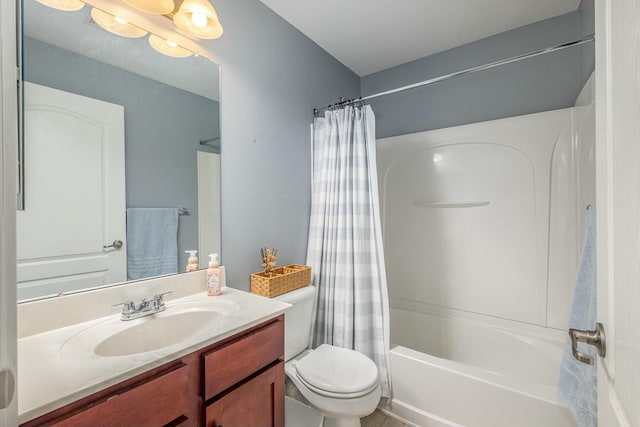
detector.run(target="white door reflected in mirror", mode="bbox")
[17,82,126,300]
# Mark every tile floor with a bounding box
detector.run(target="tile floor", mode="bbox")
[361,410,414,427]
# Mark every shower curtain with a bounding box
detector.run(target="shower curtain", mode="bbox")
[307,104,391,397]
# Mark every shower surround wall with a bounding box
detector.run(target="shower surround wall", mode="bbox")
[378,105,594,331]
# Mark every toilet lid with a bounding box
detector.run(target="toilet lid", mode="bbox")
[295,344,379,397]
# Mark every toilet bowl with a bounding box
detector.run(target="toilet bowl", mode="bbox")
[285,345,381,427]
[276,286,381,427]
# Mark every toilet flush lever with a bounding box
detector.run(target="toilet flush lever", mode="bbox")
[569,322,606,365]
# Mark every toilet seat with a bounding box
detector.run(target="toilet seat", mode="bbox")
[295,344,379,399]
[295,371,378,399]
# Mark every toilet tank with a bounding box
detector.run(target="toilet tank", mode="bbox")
[275,285,317,361]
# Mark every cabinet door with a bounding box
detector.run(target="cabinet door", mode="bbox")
[205,362,284,427]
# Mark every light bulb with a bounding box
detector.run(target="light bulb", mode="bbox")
[173,0,223,39]
[90,8,147,39]
[148,34,193,58]
[191,11,207,28]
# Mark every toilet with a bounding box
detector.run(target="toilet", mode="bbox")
[276,285,381,427]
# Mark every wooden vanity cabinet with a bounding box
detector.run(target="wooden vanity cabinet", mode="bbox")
[22,315,285,427]
[202,319,285,427]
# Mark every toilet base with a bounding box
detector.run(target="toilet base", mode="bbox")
[285,397,323,427]
[323,416,361,427]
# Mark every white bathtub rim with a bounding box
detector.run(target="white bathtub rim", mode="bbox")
[390,296,568,343]
[389,345,565,407]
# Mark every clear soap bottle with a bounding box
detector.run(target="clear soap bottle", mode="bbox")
[207,253,222,296]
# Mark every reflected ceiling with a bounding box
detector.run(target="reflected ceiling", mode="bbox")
[24,0,220,100]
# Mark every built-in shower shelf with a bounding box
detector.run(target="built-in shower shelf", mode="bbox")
[413,200,491,208]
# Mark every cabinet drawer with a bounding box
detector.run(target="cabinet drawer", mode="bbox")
[203,318,283,400]
[50,363,190,427]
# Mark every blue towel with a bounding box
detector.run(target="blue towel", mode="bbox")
[126,208,179,280]
[558,207,597,427]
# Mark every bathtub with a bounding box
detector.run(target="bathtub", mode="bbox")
[381,307,577,427]
[375,105,595,427]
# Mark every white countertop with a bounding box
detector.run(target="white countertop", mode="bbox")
[18,287,290,423]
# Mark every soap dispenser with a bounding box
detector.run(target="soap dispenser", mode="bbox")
[207,253,222,296]
[185,250,199,272]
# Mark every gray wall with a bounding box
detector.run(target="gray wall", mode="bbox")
[580,0,595,86]
[360,9,595,139]
[23,37,220,270]
[200,0,360,289]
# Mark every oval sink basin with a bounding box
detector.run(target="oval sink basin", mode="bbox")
[95,310,221,357]
[61,299,240,358]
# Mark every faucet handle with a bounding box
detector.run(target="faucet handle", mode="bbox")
[112,300,136,320]
[153,291,172,302]
[112,300,135,313]
[152,291,172,310]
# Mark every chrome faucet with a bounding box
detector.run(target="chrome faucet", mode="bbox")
[116,291,172,321]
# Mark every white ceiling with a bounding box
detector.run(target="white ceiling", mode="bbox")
[259,0,581,76]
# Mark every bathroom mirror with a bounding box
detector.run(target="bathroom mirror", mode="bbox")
[17,0,221,301]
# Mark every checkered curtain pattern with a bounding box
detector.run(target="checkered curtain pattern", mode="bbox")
[307,105,391,397]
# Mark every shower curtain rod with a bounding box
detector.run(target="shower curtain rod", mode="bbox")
[313,35,594,116]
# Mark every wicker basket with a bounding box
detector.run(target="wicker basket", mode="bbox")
[250,264,311,298]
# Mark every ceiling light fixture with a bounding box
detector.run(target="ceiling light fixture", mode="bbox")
[148,34,193,58]
[35,0,84,12]
[173,0,223,39]
[37,0,219,59]
[91,8,148,38]
[123,0,175,15]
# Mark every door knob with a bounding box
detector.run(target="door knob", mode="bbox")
[103,240,123,250]
[569,322,606,365]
